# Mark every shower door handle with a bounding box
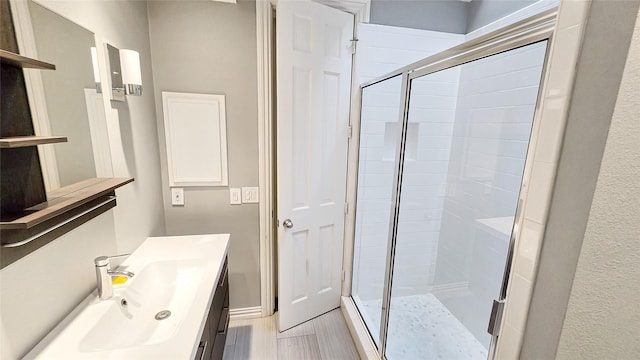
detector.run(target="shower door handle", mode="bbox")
[283,219,294,229]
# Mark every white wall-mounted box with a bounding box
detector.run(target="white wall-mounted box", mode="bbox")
[162,92,229,187]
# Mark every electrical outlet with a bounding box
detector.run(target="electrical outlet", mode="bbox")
[171,188,184,206]
[230,188,242,205]
[241,187,259,203]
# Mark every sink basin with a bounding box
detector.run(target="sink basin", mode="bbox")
[24,234,230,360]
[80,259,206,351]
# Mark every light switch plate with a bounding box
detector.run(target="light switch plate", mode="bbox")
[241,187,259,203]
[171,188,184,206]
[230,188,242,205]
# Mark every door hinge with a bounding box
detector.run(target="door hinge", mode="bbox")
[347,125,353,139]
[344,202,349,215]
[341,270,346,282]
[350,38,358,55]
[487,299,506,336]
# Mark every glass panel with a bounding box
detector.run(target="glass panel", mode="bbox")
[351,75,403,347]
[385,41,548,359]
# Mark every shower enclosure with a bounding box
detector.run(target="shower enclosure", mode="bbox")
[350,10,555,360]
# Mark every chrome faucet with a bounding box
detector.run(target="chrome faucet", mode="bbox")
[94,254,135,300]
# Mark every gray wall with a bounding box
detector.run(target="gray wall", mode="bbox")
[369,0,539,34]
[466,0,537,32]
[0,0,166,358]
[520,1,640,358]
[556,6,640,357]
[147,0,261,310]
[369,0,468,34]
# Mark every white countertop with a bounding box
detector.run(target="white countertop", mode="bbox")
[24,234,229,360]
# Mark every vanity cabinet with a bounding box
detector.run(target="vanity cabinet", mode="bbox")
[196,257,230,360]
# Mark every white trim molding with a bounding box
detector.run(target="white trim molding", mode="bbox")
[315,0,371,23]
[342,18,360,297]
[229,306,264,320]
[256,0,276,318]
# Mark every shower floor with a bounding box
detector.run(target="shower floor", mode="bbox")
[358,294,488,360]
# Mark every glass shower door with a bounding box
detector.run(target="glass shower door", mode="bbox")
[351,75,404,346]
[385,41,549,359]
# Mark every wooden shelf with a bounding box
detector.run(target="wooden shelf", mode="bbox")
[0,49,55,70]
[0,136,68,148]
[0,177,134,230]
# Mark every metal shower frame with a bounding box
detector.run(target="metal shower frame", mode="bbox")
[349,8,558,359]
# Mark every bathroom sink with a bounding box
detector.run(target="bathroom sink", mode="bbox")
[79,259,206,351]
[24,234,230,360]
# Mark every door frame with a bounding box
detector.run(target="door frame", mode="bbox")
[256,0,276,318]
[255,0,370,318]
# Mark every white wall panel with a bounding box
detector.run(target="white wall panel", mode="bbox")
[162,92,228,187]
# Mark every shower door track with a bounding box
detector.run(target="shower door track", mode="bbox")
[349,7,558,360]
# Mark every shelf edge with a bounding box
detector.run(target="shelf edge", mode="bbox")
[0,136,68,148]
[0,177,134,230]
[0,49,56,70]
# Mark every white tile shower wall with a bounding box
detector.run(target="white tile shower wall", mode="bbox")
[352,24,463,301]
[357,24,465,84]
[392,69,461,296]
[433,42,548,347]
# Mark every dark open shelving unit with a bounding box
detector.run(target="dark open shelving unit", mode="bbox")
[0,7,134,268]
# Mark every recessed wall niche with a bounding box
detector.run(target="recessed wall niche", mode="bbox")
[383,122,419,161]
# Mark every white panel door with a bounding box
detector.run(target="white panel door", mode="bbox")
[276,0,354,331]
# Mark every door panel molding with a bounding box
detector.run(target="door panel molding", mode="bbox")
[276,0,354,331]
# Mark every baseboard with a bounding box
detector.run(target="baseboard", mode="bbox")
[341,296,381,360]
[229,306,263,320]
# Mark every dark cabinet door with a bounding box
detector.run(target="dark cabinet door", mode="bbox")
[212,289,230,360]
[197,257,229,360]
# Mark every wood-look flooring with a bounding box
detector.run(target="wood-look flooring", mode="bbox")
[223,309,360,360]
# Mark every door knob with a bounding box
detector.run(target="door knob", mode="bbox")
[283,219,293,229]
